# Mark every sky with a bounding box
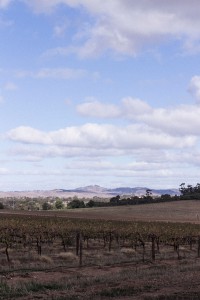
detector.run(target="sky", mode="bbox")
[1,0,200,191]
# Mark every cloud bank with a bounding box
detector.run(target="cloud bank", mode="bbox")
[77,96,200,136]
[24,0,200,57]
[7,123,196,151]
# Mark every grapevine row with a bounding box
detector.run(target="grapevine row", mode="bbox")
[0,214,200,265]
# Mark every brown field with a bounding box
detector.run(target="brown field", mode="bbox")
[1,200,200,223]
[1,200,200,299]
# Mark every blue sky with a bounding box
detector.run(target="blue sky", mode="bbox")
[1,0,200,191]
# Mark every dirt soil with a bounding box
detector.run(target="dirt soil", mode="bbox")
[1,258,200,299]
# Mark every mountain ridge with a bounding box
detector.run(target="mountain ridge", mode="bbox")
[0,185,179,198]
[73,185,179,196]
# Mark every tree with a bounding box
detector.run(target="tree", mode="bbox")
[42,202,52,210]
[110,195,120,204]
[179,183,200,200]
[146,189,152,197]
[27,200,38,211]
[67,199,85,209]
[179,183,186,195]
[55,199,64,209]
[86,200,95,207]
[160,194,171,201]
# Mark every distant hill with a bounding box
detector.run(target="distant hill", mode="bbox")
[72,185,108,193]
[0,185,180,199]
[59,185,180,196]
[73,185,179,197]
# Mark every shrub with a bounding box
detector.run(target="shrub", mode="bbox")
[55,199,64,209]
[67,199,85,209]
[42,202,52,210]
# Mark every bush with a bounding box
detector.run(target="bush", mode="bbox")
[42,202,52,210]
[55,199,64,209]
[86,200,95,207]
[67,199,85,209]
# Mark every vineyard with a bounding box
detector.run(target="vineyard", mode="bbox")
[1,214,200,266]
[1,213,200,299]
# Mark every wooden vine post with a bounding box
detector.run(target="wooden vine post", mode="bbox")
[197,236,200,257]
[5,240,10,263]
[109,232,112,252]
[79,232,83,267]
[151,234,156,261]
[76,232,80,256]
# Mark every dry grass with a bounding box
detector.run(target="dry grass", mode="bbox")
[120,247,136,255]
[67,200,200,223]
[38,255,53,264]
[1,256,200,299]
[57,251,77,261]
[1,200,200,223]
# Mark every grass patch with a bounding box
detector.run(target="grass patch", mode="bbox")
[25,281,65,292]
[57,251,77,261]
[144,293,200,300]
[98,286,141,297]
[0,281,26,299]
[38,255,53,264]
[0,279,66,299]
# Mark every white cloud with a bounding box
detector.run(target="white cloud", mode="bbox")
[137,104,200,136]
[43,46,77,58]
[0,167,8,174]
[122,97,153,116]
[0,0,12,9]
[7,127,52,144]
[0,0,13,29]
[65,159,168,173]
[8,144,131,160]
[188,76,200,103]
[36,68,87,79]
[76,99,121,118]
[0,18,13,28]
[77,97,152,119]
[76,95,200,136]
[6,123,196,151]
[6,88,200,156]
[15,68,87,80]
[4,82,18,90]
[53,22,68,37]
[28,0,200,57]
[0,95,4,103]
[6,142,198,182]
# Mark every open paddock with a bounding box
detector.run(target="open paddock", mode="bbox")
[0,200,200,223]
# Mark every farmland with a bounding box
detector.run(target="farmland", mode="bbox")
[1,201,200,299]
[1,200,200,223]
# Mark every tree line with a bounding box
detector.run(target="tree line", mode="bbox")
[179,183,200,199]
[65,183,200,209]
[1,183,200,210]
